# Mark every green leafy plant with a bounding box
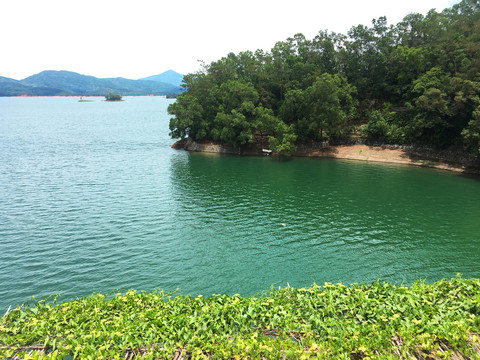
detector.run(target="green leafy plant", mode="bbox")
[1,277,479,359]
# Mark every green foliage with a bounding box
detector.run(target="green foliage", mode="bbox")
[462,106,480,156]
[362,109,406,144]
[268,122,297,155]
[307,73,357,140]
[386,45,428,100]
[168,94,203,139]
[1,278,479,359]
[168,0,480,156]
[279,74,358,141]
[405,68,480,147]
[212,80,259,146]
[105,93,122,101]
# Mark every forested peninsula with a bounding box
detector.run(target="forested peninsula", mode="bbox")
[169,0,480,164]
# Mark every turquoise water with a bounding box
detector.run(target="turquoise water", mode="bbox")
[1,96,479,310]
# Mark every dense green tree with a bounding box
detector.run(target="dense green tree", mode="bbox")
[310,31,342,74]
[362,109,406,144]
[304,74,357,140]
[211,80,259,146]
[168,94,204,139]
[405,67,480,146]
[168,0,480,156]
[105,93,122,101]
[340,17,393,102]
[462,106,480,155]
[278,74,357,141]
[268,122,297,154]
[279,89,311,140]
[386,45,428,101]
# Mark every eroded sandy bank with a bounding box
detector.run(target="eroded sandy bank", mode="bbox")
[172,139,480,174]
[295,144,469,172]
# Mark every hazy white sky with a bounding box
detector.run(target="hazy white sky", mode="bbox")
[1,0,460,80]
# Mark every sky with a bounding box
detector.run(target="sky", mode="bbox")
[1,0,460,80]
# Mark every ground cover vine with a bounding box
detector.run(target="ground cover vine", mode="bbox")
[1,277,479,359]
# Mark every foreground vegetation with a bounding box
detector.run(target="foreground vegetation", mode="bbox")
[169,0,480,156]
[1,277,479,359]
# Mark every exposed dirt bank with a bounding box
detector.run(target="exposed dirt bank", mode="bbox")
[295,144,477,173]
[172,139,480,175]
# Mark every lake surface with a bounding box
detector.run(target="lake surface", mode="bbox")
[1,96,479,310]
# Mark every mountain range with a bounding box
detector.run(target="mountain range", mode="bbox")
[0,70,184,96]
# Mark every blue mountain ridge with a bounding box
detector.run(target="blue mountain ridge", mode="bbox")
[0,70,184,96]
[139,70,184,88]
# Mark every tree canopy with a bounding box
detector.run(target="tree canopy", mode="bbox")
[169,0,480,155]
[105,93,122,101]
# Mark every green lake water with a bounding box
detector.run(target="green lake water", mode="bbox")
[0,96,479,310]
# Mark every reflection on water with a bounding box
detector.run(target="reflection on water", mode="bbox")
[168,152,480,295]
[0,96,479,310]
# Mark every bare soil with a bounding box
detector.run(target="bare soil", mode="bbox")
[295,144,470,173]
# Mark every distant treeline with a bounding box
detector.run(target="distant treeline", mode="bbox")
[168,0,480,155]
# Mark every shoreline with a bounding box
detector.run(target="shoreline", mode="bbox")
[294,144,475,174]
[172,139,480,175]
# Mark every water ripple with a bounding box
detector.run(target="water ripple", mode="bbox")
[1,97,480,309]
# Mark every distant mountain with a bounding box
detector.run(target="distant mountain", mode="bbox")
[0,70,183,96]
[0,75,66,96]
[0,76,19,83]
[140,70,184,87]
[0,83,65,96]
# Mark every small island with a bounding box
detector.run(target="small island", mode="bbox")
[105,93,122,101]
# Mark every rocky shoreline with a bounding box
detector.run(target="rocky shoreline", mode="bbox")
[172,138,480,175]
